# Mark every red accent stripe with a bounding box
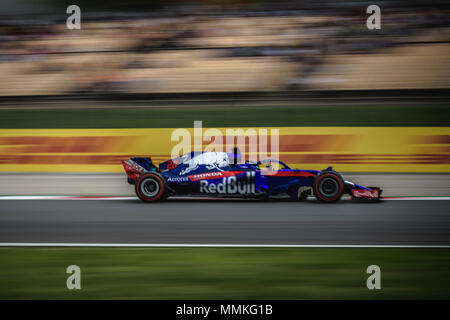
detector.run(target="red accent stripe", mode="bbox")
[188,171,245,182]
[352,189,379,198]
[267,171,316,177]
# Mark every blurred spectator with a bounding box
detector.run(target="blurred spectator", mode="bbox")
[0,2,449,96]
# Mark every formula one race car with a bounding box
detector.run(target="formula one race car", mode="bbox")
[122,151,382,203]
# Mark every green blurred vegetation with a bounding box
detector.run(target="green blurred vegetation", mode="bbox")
[1,248,449,299]
[0,104,449,128]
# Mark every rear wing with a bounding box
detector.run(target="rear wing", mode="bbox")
[122,157,158,184]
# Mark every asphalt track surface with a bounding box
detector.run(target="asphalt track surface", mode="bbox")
[0,199,449,245]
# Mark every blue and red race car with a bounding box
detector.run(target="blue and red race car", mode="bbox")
[122,151,382,203]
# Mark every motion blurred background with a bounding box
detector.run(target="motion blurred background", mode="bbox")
[0,0,448,194]
[1,0,449,95]
[0,0,449,300]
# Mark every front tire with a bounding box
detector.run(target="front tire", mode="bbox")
[135,172,167,202]
[313,171,344,203]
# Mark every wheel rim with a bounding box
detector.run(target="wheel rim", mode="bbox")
[140,178,160,198]
[318,177,339,198]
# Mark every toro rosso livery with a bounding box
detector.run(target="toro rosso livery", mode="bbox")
[122,151,382,203]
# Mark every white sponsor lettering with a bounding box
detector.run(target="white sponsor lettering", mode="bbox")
[167,177,189,182]
[352,189,378,198]
[191,172,223,181]
[200,172,255,194]
[125,160,145,173]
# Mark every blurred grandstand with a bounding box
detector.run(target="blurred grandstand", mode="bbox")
[0,1,449,97]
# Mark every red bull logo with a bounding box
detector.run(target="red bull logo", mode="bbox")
[199,172,256,194]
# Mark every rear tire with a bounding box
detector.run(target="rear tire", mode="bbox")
[313,171,344,203]
[135,172,167,202]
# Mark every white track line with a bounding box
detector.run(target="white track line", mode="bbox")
[0,196,449,200]
[0,196,137,200]
[0,243,449,248]
[383,197,450,200]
